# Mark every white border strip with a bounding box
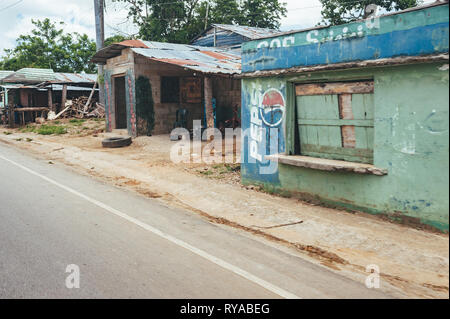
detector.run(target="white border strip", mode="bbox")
[0,154,300,299]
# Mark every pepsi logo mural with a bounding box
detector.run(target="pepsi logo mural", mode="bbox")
[249,86,285,163]
[260,89,285,128]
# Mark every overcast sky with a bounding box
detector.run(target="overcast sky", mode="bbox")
[0,0,436,56]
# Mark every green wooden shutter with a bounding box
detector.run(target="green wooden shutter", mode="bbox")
[296,81,374,164]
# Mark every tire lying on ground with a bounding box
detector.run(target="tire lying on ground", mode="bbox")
[102,136,132,148]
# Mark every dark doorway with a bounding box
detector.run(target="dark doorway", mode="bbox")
[114,76,127,129]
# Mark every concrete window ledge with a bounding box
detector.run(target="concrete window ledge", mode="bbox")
[265,154,388,176]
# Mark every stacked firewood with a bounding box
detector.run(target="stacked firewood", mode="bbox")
[56,96,105,119]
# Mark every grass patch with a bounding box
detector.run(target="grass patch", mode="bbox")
[199,170,214,176]
[69,119,86,126]
[20,125,36,133]
[36,125,67,135]
[26,138,33,142]
[3,131,12,135]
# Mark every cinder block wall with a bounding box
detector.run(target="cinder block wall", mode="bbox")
[213,77,241,125]
[134,56,203,134]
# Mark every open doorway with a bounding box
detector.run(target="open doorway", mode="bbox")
[114,76,127,129]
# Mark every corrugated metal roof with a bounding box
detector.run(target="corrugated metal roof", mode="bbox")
[190,24,282,47]
[0,71,14,81]
[93,40,241,75]
[211,24,282,40]
[1,68,97,87]
[52,72,97,84]
[132,45,241,75]
[1,68,56,84]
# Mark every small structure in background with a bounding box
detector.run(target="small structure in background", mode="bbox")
[190,24,282,50]
[239,2,449,231]
[0,68,101,127]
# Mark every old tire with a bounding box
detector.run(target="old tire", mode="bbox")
[102,136,132,148]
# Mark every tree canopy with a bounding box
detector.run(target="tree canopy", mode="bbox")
[112,0,287,43]
[0,19,97,73]
[319,0,422,25]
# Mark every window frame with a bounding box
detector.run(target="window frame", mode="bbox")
[161,76,180,104]
[282,80,386,175]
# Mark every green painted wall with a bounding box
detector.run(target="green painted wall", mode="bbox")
[242,62,449,231]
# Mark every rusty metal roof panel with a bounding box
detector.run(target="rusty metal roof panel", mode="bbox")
[131,44,241,75]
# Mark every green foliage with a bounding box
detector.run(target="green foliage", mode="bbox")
[238,0,287,29]
[319,0,422,25]
[0,18,97,73]
[104,35,131,47]
[112,0,287,43]
[36,125,67,135]
[135,76,155,136]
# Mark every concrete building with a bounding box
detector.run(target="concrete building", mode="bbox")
[239,2,449,231]
[92,40,242,136]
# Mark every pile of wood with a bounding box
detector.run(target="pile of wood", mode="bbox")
[52,96,105,120]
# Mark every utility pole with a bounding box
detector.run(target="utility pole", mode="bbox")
[204,2,210,30]
[94,0,105,105]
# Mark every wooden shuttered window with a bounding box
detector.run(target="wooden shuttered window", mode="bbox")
[295,81,375,164]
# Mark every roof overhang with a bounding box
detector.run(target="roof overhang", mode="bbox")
[92,40,242,76]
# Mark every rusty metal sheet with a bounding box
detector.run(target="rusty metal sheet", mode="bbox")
[131,44,241,75]
[92,39,241,75]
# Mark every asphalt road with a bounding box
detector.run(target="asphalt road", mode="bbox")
[0,143,389,299]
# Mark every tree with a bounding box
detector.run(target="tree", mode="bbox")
[238,0,287,29]
[113,0,287,44]
[0,18,97,73]
[320,0,422,26]
[104,35,131,46]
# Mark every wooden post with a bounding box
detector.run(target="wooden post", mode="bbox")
[8,106,14,128]
[204,76,214,129]
[48,88,54,112]
[61,84,67,113]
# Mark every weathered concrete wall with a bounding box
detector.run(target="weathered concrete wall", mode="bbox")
[241,62,449,231]
[212,77,241,125]
[104,48,136,135]
[134,56,203,134]
[105,49,243,136]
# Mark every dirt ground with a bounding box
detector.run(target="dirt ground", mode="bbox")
[1,119,448,299]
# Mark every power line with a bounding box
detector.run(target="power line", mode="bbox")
[0,0,23,12]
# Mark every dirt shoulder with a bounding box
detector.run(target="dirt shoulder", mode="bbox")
[1,120,448,299]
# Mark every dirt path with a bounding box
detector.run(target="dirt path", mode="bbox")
[1,122,448,298]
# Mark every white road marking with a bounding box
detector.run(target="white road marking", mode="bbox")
[0,154,301,299]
